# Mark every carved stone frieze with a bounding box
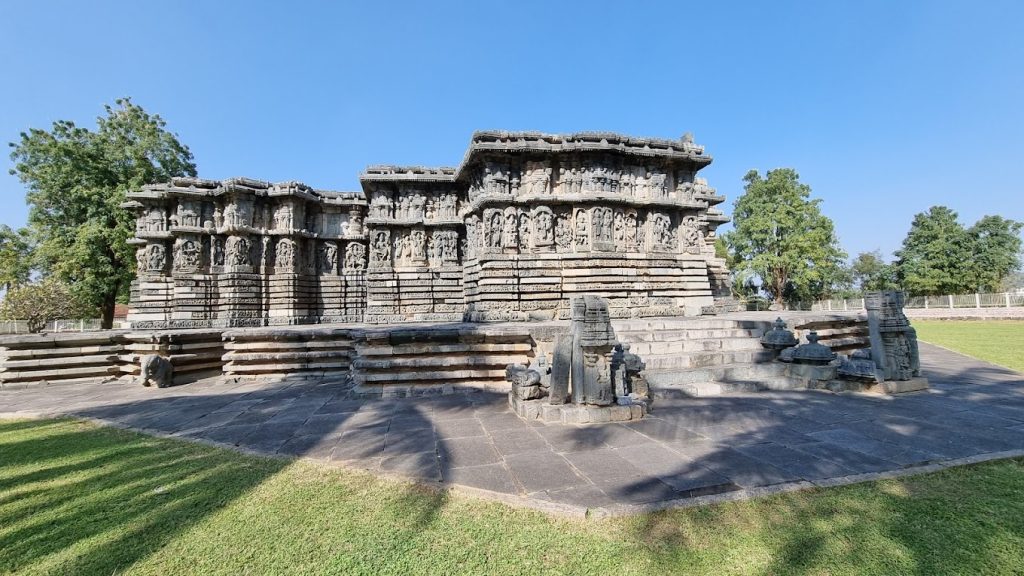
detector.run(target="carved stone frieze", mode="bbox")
[125,130,727,327]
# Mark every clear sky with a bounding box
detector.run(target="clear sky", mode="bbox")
[1,0,1021,260]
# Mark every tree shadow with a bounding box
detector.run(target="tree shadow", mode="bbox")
[619,342,1024,574]
[3,337,1023,573]
[0,373,459,574]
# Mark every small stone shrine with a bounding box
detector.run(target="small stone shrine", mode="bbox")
[853,290,926,392]
[122,131,731,328]
[507,296,650,424]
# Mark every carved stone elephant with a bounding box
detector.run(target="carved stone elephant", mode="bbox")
[137,354,174,388]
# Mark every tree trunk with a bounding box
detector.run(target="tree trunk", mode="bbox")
[772,271,787,307]
[101,293,116,330]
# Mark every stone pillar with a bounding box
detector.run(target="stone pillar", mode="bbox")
[569,296,616,406]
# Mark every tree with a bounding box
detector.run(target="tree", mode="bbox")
[0,278,91,333]
[892,206,1001,296]
[0,225,33,292]
[850,250,898,292]
[723,169,847,307]
[967,215,1022,292]
[8,99,196,328]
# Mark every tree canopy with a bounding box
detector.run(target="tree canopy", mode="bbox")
[893,206,1021,295]
[0,225,33,292]
[967,215,1023,292]
[723,168,847,306]
[8,98,196,327]
[0,278,91,333]
[849,250,898,293]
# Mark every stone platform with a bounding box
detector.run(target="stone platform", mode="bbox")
[1,342,1018,516]
[1,311,923,399]
[509,396,647,424]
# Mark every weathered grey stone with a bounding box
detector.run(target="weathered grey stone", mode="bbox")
[861,291,926,387]
[760,317,798,350]
[507,296,650,424]
[123,131,730,328]
[549,334,572,404]
[137,354,173,388]
[791,332,836,365]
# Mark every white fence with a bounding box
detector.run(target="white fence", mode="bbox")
[812,292,1024,312]
[0,319,129,334]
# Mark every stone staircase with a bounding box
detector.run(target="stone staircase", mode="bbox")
[349,325,533,397]
[221,327,356,378]
[614,318,796,398]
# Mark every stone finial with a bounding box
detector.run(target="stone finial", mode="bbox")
[760,317,798,350]
[791,331,835,365]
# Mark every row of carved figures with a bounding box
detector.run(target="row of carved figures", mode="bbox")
[367,228,461,269]
[137,201,364,237]
[368,191,460,221]
[462,206,705,258]
[136,236,368,274]
[471,160,716,200]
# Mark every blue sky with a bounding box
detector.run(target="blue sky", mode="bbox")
[1,0,1021,260]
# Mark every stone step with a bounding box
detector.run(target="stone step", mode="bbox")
[354,368,507,384]
[616,327,765,342]
[353,353,525,370]
[351,380,510,399]
[223,350,353,363]
[613,319,765,331]
[645,361,788,387]
[641,349,776,371]
[224,360,351,374]
[625,337,765,356]
[1,353,118,370]
[357,342,532,356]
[652,376,798,398]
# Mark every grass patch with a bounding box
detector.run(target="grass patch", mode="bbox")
[913,320,1024,372]
[3,418,1024,575]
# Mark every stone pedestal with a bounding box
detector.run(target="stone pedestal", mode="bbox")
[507,295,650,424]
[509,395,646,424]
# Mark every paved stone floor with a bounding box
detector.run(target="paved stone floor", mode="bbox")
[2,342,1023,514]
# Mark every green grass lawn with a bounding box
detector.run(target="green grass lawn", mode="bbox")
[3,419,1024,575]
[913,320,1024,372]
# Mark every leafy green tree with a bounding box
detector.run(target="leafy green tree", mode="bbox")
[1002,269,1024,292]
[850,250,898,292]
[894,206,974,295]
[0,225,33,291]
[967,215,1022,292]
[723,169,847,307]
[0,278,91,333]
[8,99,196,328]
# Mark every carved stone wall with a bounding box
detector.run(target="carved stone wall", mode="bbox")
[125,178,367,328]
[125,131,729,327]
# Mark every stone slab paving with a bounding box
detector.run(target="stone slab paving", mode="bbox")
[2,342,1023,516]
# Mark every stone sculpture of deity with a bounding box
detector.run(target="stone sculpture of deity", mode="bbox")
[370,230,391,268]
[534,207,554,246]
[502,208,518,249]
[275,239,296,270]
[173,238,201,271]
[146,244,166,272]
[574,209,589,249]
[318,242,338,273]
[344,242,366,270]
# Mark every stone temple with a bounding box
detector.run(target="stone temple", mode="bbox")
[122,131,731,328]
[3,130,927,411]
